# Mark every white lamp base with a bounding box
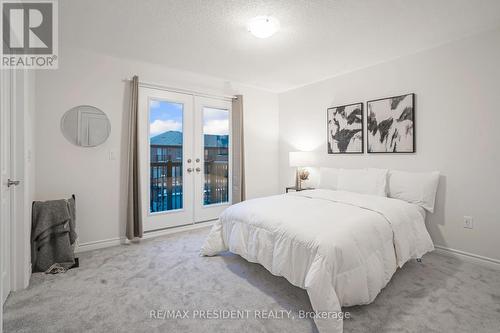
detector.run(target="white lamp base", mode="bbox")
[295,168,301,190]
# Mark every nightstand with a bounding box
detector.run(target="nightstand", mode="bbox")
[285,186,314,193]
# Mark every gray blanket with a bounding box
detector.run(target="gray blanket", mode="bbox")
[31,197,77,272]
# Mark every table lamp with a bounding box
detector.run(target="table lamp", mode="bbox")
[289,151,316,190]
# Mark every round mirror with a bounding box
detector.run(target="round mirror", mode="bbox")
[61,105,111,147]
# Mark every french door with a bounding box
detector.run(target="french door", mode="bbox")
[138,88,232,231]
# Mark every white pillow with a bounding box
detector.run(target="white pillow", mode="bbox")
[388,170,440,213]
[318,167,340,190]
[337,168,388,197]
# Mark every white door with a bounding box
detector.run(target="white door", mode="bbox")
[139,88,232,231]
[139,88,195,231]
[1,69,13,315]
[193,97,232,222]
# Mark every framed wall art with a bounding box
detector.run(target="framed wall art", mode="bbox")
[367,93,415,153]
[327,102,364,154]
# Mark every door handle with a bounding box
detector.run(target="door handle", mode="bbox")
[187,168,193,173]
[7,179,20,187]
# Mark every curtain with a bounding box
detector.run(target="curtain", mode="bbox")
[126,75,143,240]
[231,95,245,203]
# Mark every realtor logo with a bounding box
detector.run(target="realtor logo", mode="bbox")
[1,0,58,69]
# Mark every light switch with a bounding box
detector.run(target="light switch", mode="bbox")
[464,216,473,229]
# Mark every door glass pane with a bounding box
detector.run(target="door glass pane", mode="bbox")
[149,99,183,213]
[203,107,229,205]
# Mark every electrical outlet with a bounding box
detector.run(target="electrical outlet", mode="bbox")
[464,216,473,229]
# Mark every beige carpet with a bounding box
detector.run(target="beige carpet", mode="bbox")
[4,226,500,332]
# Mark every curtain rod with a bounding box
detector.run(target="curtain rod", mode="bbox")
[122,78,236,101]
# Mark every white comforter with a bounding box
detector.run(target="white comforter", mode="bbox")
[201,189,434,333]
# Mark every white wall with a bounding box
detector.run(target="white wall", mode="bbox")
[278,28,500,261]
[35,47,279,246]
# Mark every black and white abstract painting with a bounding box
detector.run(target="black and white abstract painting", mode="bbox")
[327,103,364,153]
[367,93,415,153]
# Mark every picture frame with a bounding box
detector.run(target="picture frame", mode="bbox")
[366,93,415,153]
[327,102,364,154]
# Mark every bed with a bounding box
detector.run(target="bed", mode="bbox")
[201,169,439,333]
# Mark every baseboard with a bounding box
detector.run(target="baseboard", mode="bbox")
[75,221,214,253]
[434,245,500,270]
[142,220,215,240]
[74,237,122,253]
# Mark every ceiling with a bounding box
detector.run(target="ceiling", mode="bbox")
[60,0,500,92]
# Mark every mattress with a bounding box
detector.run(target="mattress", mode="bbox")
[201,189,434,333]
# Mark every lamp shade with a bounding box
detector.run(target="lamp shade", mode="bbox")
[289,151,317,167]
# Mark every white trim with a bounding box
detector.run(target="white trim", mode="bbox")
[11,69,32,291]
[434,245,500,270]
[142,221,214,240]
[75,221,214,253]
[74,237,121,253]
[10,68,18,291]
[124,78,235,101]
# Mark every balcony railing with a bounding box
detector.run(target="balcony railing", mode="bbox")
[204,160,229,205]
[150,145,229,213]
[150,160,183,212]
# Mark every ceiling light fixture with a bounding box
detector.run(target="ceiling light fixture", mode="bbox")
[247,16,280,38]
